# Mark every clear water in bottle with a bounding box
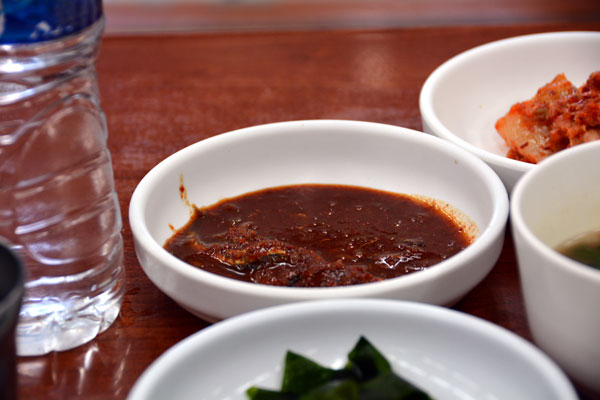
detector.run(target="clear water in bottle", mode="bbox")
[0,0,124,356]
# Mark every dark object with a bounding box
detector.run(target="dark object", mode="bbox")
[0,242,25,400]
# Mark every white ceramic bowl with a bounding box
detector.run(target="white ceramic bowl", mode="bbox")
[127,299,577,400]
[511,140,600,396]
[129,120,508,321]
[419,31,600,194]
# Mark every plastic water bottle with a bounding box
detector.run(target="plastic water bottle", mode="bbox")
[0,0,125,356]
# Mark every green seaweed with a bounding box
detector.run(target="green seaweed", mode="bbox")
[562,243,600,269]
[246,336,433,400]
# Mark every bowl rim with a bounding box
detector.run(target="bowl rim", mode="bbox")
[126,298,578,400]
[129,119,509,299]
[511,141,600,282]
[419,30,600,174]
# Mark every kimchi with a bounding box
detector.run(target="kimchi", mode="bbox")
[496,71,600,163]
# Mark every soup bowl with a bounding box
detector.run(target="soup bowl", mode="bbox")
[129,120,508,321]
[420,31,600,194]
[511,140,600,396]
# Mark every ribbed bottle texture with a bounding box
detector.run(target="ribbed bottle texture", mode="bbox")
[0,19,124,356]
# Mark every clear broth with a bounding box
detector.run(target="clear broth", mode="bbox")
[556,230,600,270]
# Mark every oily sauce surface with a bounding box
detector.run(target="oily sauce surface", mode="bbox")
[164,184,472,287]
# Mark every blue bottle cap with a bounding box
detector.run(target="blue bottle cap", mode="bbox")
[0,0,103,44]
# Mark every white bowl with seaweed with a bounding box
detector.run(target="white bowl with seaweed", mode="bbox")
[127,299,577,400]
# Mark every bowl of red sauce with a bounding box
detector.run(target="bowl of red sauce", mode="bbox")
[129,120,508,321]
[419,31,600,194]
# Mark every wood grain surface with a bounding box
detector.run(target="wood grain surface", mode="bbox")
[15,2,600,398]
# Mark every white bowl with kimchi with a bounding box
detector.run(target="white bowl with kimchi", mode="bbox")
[129,120,508,322]
[419,31,600,193]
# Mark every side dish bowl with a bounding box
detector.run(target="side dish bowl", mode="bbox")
[127,299,577,400]
[419,31,600,193]
[511,140,600,396]
[129,120,508,321]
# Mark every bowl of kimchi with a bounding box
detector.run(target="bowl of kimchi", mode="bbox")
[419,31,600,194]
[129,120,508,322]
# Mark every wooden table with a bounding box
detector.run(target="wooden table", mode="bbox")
[16,2,600,398]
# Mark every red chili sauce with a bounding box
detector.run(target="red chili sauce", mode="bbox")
[163,184,472,287]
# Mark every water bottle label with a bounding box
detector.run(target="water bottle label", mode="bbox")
[0,0,103,44]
